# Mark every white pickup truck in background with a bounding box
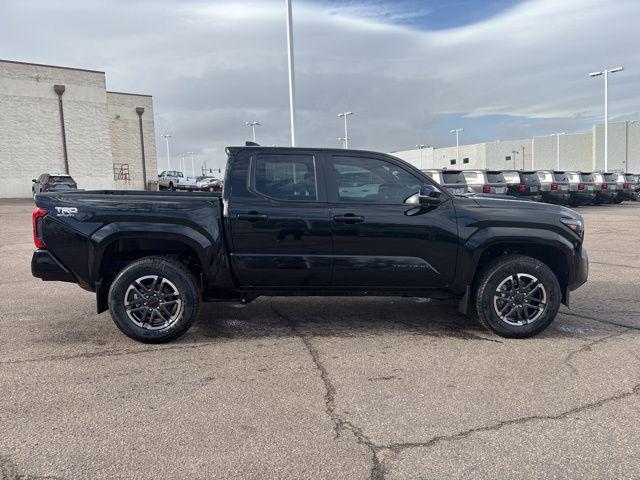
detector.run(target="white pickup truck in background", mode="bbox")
[158,171,198,191]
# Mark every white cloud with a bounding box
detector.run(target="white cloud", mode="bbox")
[1,0,639,171]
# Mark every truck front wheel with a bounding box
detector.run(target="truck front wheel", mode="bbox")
[108,256,200,343]
[474,255,561,338]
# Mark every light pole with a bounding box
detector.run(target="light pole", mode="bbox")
[554,133,566,170]
[188,152,195,177]
[338,112,353,149]
[161,134,172,171]
[245,121,261,142]
[450,128,464,163]
[285,0,297,147]
[589,67,623,171]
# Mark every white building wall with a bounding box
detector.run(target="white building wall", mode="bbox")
[0,60,157,198]
[390,147,435,170]
[593,121,640,172]
[432,144,486,169]
[485,139,532,170]
[0,60,114,197]
[532,133,592,171]
[107,92,158,190]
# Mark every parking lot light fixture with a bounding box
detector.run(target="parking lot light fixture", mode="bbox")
[450,128,464,163]
[285,0,297,147]
[161,134,172,171]
[245,121,261,143]
[589,67,624,171]
[338,112,353,149]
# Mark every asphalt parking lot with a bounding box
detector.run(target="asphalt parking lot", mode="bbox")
[1,199,639,480]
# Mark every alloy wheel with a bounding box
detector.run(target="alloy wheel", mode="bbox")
[124,275,183,330]
[493,273,547,326]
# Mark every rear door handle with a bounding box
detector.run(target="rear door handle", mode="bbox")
[237,213,268,222]
[333,214,364,224]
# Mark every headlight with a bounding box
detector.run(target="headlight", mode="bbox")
[560,217,583,236]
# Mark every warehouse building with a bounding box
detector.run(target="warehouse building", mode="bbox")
[0,59,157,198]
[392,120,640,173]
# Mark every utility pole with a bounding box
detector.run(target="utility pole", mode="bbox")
[589,67,623,171]
[245,121,261,143]
[161,134,172,171]
[285,0,297,146]
[338,112,353,149]
[450,128,463,163]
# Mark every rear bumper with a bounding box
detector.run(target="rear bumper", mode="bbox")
[31,250,77,283]
[542,192,570,204]
[568,246,588,291]
[570,192,596,204]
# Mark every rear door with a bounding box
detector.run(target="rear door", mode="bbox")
[226,149,332,287]
[326,152,458,289]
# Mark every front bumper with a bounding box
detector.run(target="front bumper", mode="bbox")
[568,246,589,291]
[31,250,77,283]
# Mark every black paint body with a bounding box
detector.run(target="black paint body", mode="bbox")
[32,147,588,312]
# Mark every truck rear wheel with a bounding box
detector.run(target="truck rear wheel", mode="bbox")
[474,254,561,338]
[108,256,200,343]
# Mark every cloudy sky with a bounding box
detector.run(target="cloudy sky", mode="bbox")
[2,0,639,173]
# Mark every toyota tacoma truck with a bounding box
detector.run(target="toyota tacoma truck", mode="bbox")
[32,146,588,343]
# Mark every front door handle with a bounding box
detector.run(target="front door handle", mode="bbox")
[333,214,364,224]
[237,212,268,222]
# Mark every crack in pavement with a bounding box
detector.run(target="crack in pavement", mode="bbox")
[0,454,64,480]
[267,301,640,479]
[269,301,387,480]
[590,261,640,270]
[563,329,632,374]
[559,310,640,331]
[0,341,221,367]
[383,382,640,454]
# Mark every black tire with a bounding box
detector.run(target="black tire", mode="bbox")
[108,256,200,343]
[474,254,561,338]
[168,182,175,191]
[613,197,623,204]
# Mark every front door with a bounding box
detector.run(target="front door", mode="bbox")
[327,153,458,289]
[226,150,332,287]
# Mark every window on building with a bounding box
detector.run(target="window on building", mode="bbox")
[254,153,317,201]
[505,156,512,161]
[463,158,469,164]
[450,159,456,165]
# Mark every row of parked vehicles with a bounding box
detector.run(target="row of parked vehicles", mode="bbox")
[157,171,224,192]
[422,169,640,206]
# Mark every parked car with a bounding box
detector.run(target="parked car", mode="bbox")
[158,171,184,191]
[632,174,640,201]
[32,146,588,342]
[500,170,542,201]
[611,172,636,203]
[32,173,77,199]
[198,177,223,192]
[461,170,508,195]
[421,169,469,194]
[535,170,570,205]
[590,172,617,204]
[559,171,597,206]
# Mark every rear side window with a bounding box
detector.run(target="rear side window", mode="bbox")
[254,154,317,201]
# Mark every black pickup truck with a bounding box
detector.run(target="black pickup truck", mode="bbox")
[32,146,588,342]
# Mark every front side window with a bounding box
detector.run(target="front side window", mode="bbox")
[332,156,421,204]
[254,154,317,201]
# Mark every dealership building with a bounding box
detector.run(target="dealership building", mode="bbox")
[392,120,640,173]
[0,59,157,198]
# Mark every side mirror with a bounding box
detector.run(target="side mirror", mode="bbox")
[32,179,37,183]
[419,184,443,205]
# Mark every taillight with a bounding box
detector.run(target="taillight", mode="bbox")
[69,181,77,187]
[550,183,558,191]
[32,208,48,249]
[623,182,630,189]
[483,185,491,193]
[578,183,585,191]
[518,184,526,193]
[601,183,608,190]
